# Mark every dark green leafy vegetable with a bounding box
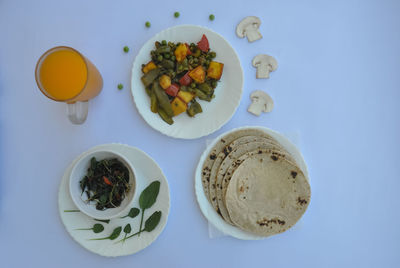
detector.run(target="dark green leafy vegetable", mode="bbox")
[90,226,122,240]
[76,223,104,233]
[138,181,160,236]
[139,181,161,210]
[79,157,131,211]
[144,211,162,232]
[121,207,140,219]
[120,223,132,243]
[115,181,162,243]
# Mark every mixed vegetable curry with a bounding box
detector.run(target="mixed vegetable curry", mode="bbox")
[141,34,224,125]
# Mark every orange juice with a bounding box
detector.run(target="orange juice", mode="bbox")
[39,49,87,100]
[36,47,103,103]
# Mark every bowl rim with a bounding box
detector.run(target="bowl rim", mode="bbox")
[69,148,137,219]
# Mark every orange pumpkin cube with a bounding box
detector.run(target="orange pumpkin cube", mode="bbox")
[171,97,187,116]
[189,66,205,83]
[177,90,194,103]
[174,43,188,62]
[207,61,224,80]
[142,61,157,74]
[159,75,171,90]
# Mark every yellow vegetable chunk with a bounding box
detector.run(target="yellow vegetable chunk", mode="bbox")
[142,61,157,74]
[177,90,194,103]
[207,61,224,80]
[159,75,171,90]
[174,43,188,62]
[189,66,205,83]
[171,97,187,116]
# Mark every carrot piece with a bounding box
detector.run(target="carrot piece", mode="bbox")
[103,176,112,186]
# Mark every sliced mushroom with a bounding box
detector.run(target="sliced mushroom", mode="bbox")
[248,90,274,116]
[236,16,262,42]
[252,54,278,79]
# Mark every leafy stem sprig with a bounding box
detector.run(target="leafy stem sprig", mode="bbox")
[138,181,160,237]
[75,223,104,233]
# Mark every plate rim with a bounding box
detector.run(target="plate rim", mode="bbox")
[194,126,309,240]
[131,24,243,139]
[58,143,170,257]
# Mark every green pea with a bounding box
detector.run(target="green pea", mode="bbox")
[211,81,217,88]
[157,55,163,61]
[123,46,129,53]
[190,82,196,88]
[174,12,180,18]
[210,52,216,58]
[171,55,176,61]
[117,84,123,90]
[205,60,210,65]
[164,53,170,59]
[161,40,167,46]
[209,14,215,21]
[145,21,151,28]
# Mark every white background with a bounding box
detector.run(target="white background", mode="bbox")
[1,0,399,267]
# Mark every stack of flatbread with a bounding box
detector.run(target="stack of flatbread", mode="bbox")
[201,128,311,237]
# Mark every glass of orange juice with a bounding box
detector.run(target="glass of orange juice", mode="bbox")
[35,46,103,124]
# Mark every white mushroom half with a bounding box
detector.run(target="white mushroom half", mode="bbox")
[236,16,262,42]
[252,54,278,79]
[248,90,274,116]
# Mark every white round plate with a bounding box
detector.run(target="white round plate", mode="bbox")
[194,126,309,240]
[58,144,170,257]
[131,25,243,139]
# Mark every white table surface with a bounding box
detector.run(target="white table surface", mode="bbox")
[1,0,399,267]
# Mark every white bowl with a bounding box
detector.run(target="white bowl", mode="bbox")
[69,149,137,220]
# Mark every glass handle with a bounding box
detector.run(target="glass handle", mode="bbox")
[66,101,89,124]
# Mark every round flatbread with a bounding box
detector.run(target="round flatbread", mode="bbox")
[208,136,282,215]
[225,152,311,237]
[220,149,297,219]
[201,129,278,201]
[216,145,295,224]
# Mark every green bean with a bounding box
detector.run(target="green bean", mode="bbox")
[194,89,208,100]
[141,68,160,87]
[161,59,175,69]
[187,100,202,117]
[153,83,174,117]
[156,46,171,54]
[198,83,213,94]
[150,92,158,113]
[158,108,174,125]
